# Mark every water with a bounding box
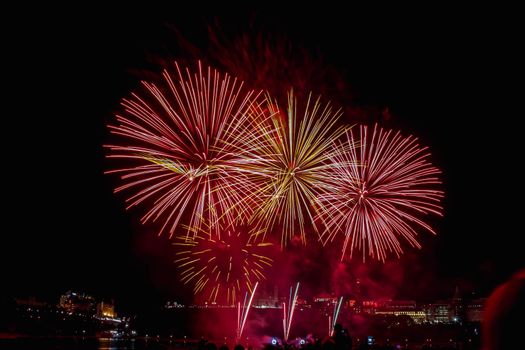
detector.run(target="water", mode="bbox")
[0,337,194,350]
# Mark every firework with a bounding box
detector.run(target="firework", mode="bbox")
[106,61,271,238]
[317,124,443,261]
[329,296,344,336]
[236,282,258,341]
[283,282,300,341]
[173,221,272,304]
[247,92,346,246]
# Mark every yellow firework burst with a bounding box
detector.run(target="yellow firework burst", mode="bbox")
[245,91,347,246]
[173,221,273,304]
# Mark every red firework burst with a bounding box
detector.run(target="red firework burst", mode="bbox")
[316,124,443,261]
[105,62,270,238]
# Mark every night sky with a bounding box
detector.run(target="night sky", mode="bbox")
[4,6,522,314]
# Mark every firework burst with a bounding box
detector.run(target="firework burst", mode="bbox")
[317,124,443,261]
[173,221,273,304]
[246,91,346,246]
[105,62,271,238]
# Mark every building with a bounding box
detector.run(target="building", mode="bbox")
[313,294,338,304]
[15,296,47,308]
[374,310,427,324]
[164,301,185,309]
[360,299,417,315]
[425,303,453,323]
[97,301,116,318]
[361,300,380,314]
[312,294,340,314]
[370,300,426,323]
[466,298,486,322]
[451,286,465,323]
[385,300,417,311]
[252,288,281,308]
[253,296,281,308]
[58,291,96,314]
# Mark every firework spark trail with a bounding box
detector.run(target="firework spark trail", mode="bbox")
[245,91,346,246]
[317,124,443,261]
[283,282,300,341]
[330,296,344,336]
[237,300,241,338]
[173,221,272,304]
[236,282,258,341]
[106,61,273,238]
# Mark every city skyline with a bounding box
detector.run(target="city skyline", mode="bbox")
[15,284,487,326]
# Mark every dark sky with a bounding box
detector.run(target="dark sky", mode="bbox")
[4,6,522,313]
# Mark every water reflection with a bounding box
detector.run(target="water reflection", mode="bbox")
[0,337,190,350]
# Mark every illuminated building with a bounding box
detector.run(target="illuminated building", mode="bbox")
[252,288,282,308]
[369,300,425,323]
[312,294,339,314]
[362,300,380,314]
[295,297,310,310]
[164,301,185,309]
[375,310,427,324]
[385,300,417,311]
[425,303,453,323]
[360,299,417,315]
[422,288,468,324]
[452,286,465,323]
[58,291,95,314]
[313,294,338,303]
[97,301,116,318]
[466,298,486,322]
[15,297,47,308]
[253,297,281,309]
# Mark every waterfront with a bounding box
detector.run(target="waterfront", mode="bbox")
[2,291,483,349]
[0,335,480,350]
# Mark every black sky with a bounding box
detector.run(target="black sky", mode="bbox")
[4,6,522,313]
